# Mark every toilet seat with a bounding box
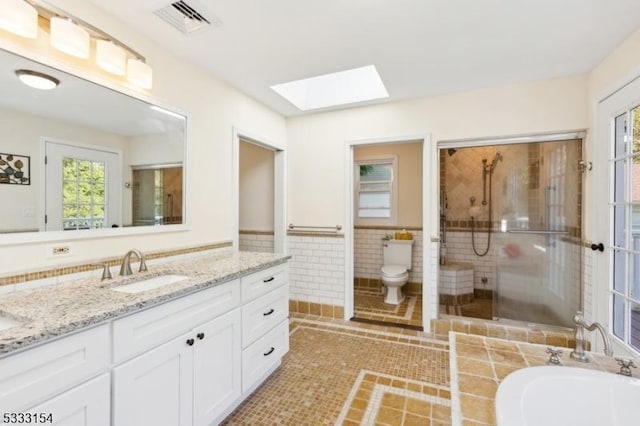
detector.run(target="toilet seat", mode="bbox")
[381,265,407,278]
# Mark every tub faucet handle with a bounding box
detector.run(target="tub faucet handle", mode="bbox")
[615,358,637,377]
[546,347,563,365]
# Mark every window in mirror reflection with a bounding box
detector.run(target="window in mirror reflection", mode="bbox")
[132,166,183,226]
[62,158,106,230]
[45,140,121,231]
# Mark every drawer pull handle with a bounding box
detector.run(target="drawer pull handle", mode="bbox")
[197,332,205,340]
[263,308,275,316]
[263,276,275,283]
[186,338,195,346]
[263,347,275,356]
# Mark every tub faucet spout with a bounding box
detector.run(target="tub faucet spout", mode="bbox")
[570,311,613,362]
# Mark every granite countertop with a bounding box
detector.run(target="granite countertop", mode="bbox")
[0,251,290,357]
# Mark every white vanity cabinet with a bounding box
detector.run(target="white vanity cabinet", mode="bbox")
[112,280,242,426]
[240,264,290,394]
[0,325,110,425]
[0,260,289,426]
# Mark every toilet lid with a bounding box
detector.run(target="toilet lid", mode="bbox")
[381,265,407,277]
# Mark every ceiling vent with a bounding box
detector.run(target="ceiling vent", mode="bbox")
[153,0,221,35]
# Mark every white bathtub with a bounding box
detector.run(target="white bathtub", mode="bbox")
[495,366,640,426]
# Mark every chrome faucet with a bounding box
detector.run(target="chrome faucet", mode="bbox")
[570,311,614,362]
[119,249,148,276]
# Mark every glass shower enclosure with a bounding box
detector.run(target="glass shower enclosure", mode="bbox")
[493,140,583,327]
[440,137,583,328]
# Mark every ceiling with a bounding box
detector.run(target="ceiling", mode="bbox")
[88,0,640,117]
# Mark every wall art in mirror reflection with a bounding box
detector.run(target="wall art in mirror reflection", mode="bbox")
[0,153,30,185]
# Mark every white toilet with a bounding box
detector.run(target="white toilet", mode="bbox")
[380,239,414,304]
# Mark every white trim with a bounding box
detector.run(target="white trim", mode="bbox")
[232,128,287,254]
[344,134,431,331]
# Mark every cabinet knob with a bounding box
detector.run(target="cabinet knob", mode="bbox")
[197,332,205,340]
[263,308,275,316]
[186,338,195,346]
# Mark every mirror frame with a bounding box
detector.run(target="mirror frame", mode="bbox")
[0,42,192,247]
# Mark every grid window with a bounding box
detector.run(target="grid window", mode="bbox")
[62,157,106,230]
[356,159,397,224]
[611,106,640,353]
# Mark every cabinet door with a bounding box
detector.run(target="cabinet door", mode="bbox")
[192,309,242,426]
[112,335,193,426]
[12,374,110,426]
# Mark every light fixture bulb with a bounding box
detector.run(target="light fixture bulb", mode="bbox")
[50,17,90,58]
[126,58,153,90]
[96,40,126,75]
[0,0,38,38]
[15,69,60,90]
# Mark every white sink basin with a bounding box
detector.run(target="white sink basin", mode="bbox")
[0,314,21,331]
[495,366,640,426]
[112,274,191,294]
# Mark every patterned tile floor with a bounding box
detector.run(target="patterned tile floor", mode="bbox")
[353,288,423,328]
[222,315,451,425]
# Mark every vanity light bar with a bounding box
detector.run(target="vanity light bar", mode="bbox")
[0,0,152,89]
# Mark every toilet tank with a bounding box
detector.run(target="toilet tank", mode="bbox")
[383,239,414,269]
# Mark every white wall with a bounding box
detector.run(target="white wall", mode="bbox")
[239,140,274,231]
[128,131,184,166]
[0,0,286,274]
[287,75,589,228]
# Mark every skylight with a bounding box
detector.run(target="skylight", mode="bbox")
[270,65,389,111]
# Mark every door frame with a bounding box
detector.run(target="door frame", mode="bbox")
[232,128,287,253]
[344,134,432,330]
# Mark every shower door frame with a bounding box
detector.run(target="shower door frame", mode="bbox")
[436,130,586,325]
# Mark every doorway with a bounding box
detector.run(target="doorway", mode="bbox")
[344,135,431,330]
[238,139,275,252]
[232,129,286,254]
[44,139,121,231]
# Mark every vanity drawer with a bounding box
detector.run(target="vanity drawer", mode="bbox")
[0,324,109,412]
[242,319,289,393]
[112,279,240,364]
[241,264,288,303]
[242,285,289,348]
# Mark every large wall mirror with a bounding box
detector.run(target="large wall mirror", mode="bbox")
[0,48,187,237]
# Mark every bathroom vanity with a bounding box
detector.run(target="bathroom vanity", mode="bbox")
[0,251,290,426]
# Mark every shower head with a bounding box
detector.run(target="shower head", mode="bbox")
[447,148,457,157]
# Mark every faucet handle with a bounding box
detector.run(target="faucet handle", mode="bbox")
[138,256,148,272]
[615,357,637,377]
[91,262,112,281]
[546,347,563,365]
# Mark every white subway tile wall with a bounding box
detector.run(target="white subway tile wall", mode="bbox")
[439,266,473,296]
[239,233,275,253]
[288,235,345,306]
[354,229,423,283]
